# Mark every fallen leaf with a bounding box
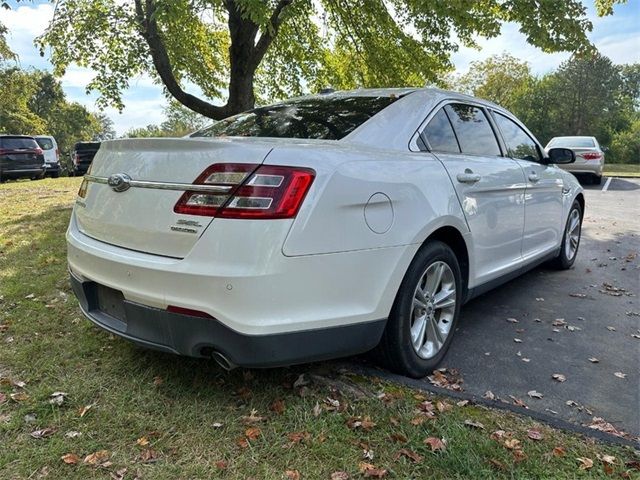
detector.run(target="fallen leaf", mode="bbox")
[569,293,587,298]
[514,338,522,343]
[330,472,349,480]
[504,438,521,450]
[577,457,594,470]
[241,409,265,424]
[597,454,616,465]
[293,374,308,388]
[139,448,158,463]
[509,395,528,408]
[464,419,485,429]
[436,400,452,412]
[286,431,310,444]
[10,392,29,402]
[424,437,446,452]
[527,429,543,441]
[483,391,495,400]
[488,458,506,470]
[586,417,625,437]
[152,376,163,386]
[347,416,376,431]
[11,379,27,388]
[285,469,300,480]
[552,373,566,382]
[614,372,627,379]
[79,404,93,418]
[245,427,261,440]
[212,422,223,428]
[389,433,407,443]
[456,400,469,407]
[0,392,6,404]
[84,450,110,465]
[236,437,249,449]
[552,446,566,457]
[359,462,388,478]
[512,449,528,463]
[410,416,426,426]
[506,318,519,323]
[136,436,150,447]
[527,390,544,399]
[269,399,285,415]
[49,392,67,406]
[427,368,464,391]
[606,326,616,331]
[214,460,228,470]
[393,448,422,463]
[490,430,506,441]
[312,402,322,417]
[30,428,56,439]
[61,453,79,465]
[588,357,599,363]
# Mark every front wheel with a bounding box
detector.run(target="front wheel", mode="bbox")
[550,200,582,270]
[377,241,462,378]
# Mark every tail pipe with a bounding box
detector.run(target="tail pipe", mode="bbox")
[211,351,237,371]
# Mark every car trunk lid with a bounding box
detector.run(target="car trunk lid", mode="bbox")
[75,137,275,258]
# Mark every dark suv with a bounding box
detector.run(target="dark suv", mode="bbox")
[69,142,101,176]
[0,135,46,182]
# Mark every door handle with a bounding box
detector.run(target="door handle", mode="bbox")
[456,171,481,184]
[528,173,540,183]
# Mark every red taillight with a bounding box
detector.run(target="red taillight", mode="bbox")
[55,148,60,160]
[0,148,8,155]
[167,305,215,319]
[581,152,602,160]
[174,163,315,219]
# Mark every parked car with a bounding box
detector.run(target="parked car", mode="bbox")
[69,141,101,176]
[0,135,46,182]
[34,135,60,178]
[545,136,604,184]
[67,88,583,378]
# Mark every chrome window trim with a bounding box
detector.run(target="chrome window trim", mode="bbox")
[84,174,233,193]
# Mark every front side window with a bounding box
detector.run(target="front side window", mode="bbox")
[493,112,541,162]
[420,108,460,153]
[191,96,399,140]
[444,104,501,156]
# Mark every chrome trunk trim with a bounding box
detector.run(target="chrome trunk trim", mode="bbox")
[84,174,233,193]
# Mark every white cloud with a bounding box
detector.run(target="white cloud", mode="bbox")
[0,3,54,66]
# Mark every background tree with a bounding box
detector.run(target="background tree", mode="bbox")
[124,101,210,138]
[38,0,626,120]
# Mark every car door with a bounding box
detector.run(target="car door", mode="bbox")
[418,103,527,286]
[491,111,564,260]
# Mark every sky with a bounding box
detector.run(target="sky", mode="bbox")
[1,0,639,135]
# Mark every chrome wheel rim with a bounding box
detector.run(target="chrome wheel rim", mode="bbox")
[410,261,456,359]
[564,208,581,261]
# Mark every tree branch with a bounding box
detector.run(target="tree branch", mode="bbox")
[134,0,230,120]
[251,0,293,69]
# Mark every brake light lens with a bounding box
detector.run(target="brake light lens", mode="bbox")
[581,152,602,160]
[174,163,315,219]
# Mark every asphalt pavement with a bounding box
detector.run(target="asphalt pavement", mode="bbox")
[428,177,640,437]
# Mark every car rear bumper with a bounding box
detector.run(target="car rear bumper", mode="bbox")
[69,271,385,367]
[0,167,45,178]
[558,162,603,176]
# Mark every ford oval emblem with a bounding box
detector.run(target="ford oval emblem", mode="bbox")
[107,173,131,192]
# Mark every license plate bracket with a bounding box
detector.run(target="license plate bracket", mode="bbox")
[96,285,126,322]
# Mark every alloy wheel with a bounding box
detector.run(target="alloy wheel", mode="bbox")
[565,208,581,261]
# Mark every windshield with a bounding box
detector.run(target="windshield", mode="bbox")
[191,95,400,140]
[548,137,595,148]
[0,137,39,150]
[35,137,54,150]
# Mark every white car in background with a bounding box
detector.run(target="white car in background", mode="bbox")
[67,88,584,378]
[34,135,60,178]
[545,136,605,184]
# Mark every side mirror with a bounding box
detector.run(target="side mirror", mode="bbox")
[546,147,575,164]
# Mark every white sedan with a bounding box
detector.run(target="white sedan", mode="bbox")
[67,88,584,378]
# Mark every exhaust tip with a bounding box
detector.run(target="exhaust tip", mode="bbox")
[211,351,236,371]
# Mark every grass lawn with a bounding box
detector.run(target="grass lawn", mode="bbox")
[604,163,640,177]
[1,178,638,479]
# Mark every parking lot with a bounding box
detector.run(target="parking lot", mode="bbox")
[430,176,639,437]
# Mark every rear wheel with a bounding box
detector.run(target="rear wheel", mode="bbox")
[377,241,462,378]
[550,200,582,269]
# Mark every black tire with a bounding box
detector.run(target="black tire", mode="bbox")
[550,200,582,270]
[592,175,602,185]
[377,241,463,378]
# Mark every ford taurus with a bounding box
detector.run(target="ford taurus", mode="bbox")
[67,88,583,378]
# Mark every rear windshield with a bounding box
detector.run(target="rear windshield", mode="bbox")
[35,137,54,150]
[75,142,101,151]
[548,137,595,148]
[191,96,399,140]
[0,137,39,149]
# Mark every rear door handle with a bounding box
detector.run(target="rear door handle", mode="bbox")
[456,172,481,184]
[528,173,540,183]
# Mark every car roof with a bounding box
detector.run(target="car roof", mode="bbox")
[0,134,36,138]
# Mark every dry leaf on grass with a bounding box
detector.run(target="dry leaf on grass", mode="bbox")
[552,446,566,457]
[79,404,93,418]
[61,453,79,465]
[10,392,29,402]
[139,448,158,464]
[269,399,285,415]
[577,457,594,470]
[49,392,67,406]
[527,390,544,399]
[393,448,422,463]
[30,428,56,439]
[464,419,485,429]
[285,469,300,480]
[330,472,349,480]
[0,392,6,404]
[597,454,616,465]
[359,462,388,478]
[241,409,265,424]
[84,450,110,465]
[503,438,521,450]
[245,427,261,440]
[424,437,447,452]
[136,436,150,447]
[214,460,228,470]
[389,433,407,443]
[346,416,376,431]
[527,429,543,441]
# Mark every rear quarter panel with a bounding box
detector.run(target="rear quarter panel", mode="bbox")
[264,144,470,256]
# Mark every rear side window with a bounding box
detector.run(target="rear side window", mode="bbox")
[191,96,399,140]
[493,113,541,162]
[445,104,501,156]
[0,137,39,149]
[421,108,460,153]
[35,138,54,150]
